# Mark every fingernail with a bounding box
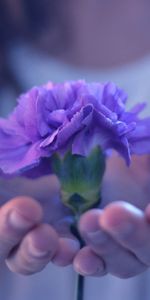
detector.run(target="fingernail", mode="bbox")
[29,243,50,258]
[9,210,33,229]
[75,257,104,276]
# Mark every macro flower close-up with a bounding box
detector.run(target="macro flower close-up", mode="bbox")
[2,2,150,300]
[0,80,150,177]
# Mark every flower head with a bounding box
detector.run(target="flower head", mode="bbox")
[0,80,150,177]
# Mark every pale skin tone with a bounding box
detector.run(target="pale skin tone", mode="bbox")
[1,154,150,278]
[1,0,150,278]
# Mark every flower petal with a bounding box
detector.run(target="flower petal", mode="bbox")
[0,142,46,175]
[56,105,93,148]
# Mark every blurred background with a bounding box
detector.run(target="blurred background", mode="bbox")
[1,1,150,300]
[1,0,150,116]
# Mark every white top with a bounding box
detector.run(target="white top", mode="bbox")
[1,44,150,300]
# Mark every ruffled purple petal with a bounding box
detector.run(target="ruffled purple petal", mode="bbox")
[0,80,150,177]
[55,104,93,148]
[102,82,127,116]
[72,120,131,164]
[10,88,41,142]
[21,157,52,178]
[128,118,150,154]
[0,142,46,174]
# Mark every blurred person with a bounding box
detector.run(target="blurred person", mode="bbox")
[1,1,150,300]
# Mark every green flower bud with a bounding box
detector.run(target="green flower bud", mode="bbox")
[52,147,106,216]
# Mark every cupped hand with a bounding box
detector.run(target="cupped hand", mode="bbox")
[1,153,150,278]
[73,154,150,278]
[0,175,80,275]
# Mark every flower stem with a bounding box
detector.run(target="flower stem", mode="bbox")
[74,273,84,300]
[71,199,101,300]
[71,221,85,300]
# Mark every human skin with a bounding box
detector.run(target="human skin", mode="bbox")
[0,175,80,274]
[1,0,150,277]
[1,154,150,278]
[74,154,150,277]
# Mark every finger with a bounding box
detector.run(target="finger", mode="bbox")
[52,237,80,267]
[51,216,80,266]
[145,204,150,222]
[0,196,43,259]
[6,224,59,275]
[73,246,106,277]
[100,201,150,266]
[79,209,146,278]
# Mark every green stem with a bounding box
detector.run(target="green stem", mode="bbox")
[71,198,101,300]
[74,274,84,300]
[71,222,85,300]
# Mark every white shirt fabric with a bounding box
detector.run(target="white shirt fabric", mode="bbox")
[1,44,150,300]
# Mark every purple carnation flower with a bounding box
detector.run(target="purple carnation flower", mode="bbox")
[0,80,150,177]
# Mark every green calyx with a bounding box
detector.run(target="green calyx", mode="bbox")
[52,147,106,216]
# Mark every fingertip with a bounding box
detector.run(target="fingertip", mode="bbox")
[6,224,60,275]
[145,204,150,222]
[3,196,43,224]
[99,201,143,230]
[73,246,106,277]
[79,209,102,234]
[52,237,80,267]
[29,224,59,255]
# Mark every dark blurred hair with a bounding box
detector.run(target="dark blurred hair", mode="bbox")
[24,1,60,38]
[0,0,64,45]
[0,0,67,92]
